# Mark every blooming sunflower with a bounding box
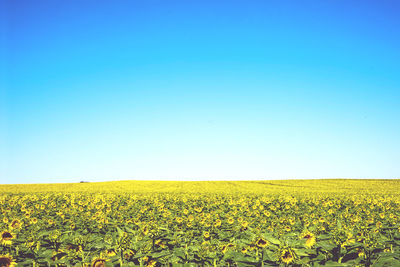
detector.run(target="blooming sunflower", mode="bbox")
[221,243,235,254]
[91,257,107,267]
[0,231,15,246]
[281,249,295,264]
[100,249,116,257]
[255,237,269,248]
[9,219,22,230]
[203,231,210,239]
[0,254,16,267]
[301,231,316,248]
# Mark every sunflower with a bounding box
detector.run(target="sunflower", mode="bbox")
[301,231,316,248]
[91,257,107,267]
[203,231,210,239]
[357,248,365,258]
[0,254,16,267]
[256,237,269,248]
[221,243,235,254]
[281,249,295,264]
[51,249,67,261]
[0,231,15,246]
[142,226,149,236]
[9,219,22,230]
[103,249,116,257]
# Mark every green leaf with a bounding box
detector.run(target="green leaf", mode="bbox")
[294,248,309,257]
[263,235,281,245]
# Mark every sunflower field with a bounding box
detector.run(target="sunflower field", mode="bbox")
[0,179,400,266]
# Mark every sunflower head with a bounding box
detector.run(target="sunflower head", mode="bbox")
[103,249,116,257]
[91,257,107,267]
[0,254,16,267]
[0,231,15,246]
[256,238,269,248]
[221,243,235,254]
[51,249,67,261]
[281,249,295,264]
[9,219,22,230]
[301,231,316,248]
[203,231,210,239]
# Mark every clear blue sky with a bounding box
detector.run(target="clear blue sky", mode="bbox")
[1,0,400,183]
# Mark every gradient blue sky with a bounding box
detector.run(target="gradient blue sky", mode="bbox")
[1,0,400,183]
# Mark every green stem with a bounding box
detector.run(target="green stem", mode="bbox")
[120,249,124,265]
[261,249,264,266]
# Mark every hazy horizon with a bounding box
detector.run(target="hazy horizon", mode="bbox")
[2,177,399,186]
[1,0,400,184]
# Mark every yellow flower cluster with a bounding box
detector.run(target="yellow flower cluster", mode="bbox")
[0,179,399,265]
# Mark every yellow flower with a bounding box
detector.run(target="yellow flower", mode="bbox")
[301,231,316,248]
[9,219,22,230]
[255,237,269,248]
[51,249,66,261]
[221,243,235,254]
[155,239,166,248]
[203,231,210,239]
[147,260,157,267]
[214,219,222,228]
[281,249,295,264]
[142,226,149,235]
[104,249,116,257]
[91,257,107,267]
[0,231,15,246]
[0,254,16,267]
[194,207,203,213]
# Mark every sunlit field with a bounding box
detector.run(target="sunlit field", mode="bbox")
[1,179,400,266]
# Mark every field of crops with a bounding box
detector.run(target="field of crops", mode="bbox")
[0,179,399,266]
